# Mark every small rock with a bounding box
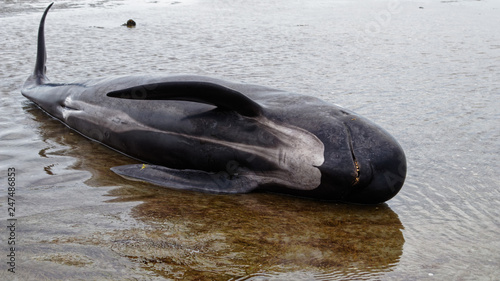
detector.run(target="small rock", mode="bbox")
[122,19,136,28]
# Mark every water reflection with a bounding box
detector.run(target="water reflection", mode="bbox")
[25,101,404,280]
[119,191,404,280]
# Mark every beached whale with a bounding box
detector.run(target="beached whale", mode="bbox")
[22,3,406,204]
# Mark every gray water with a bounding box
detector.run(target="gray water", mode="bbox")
[0,0,499,280]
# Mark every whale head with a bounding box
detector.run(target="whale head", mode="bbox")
[313,109,406,204]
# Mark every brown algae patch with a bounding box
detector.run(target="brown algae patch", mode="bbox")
[101,185,404,279]
[33,252,94,267]
[40,185,404,280]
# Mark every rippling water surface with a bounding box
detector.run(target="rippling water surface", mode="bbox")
[0,0,499,280]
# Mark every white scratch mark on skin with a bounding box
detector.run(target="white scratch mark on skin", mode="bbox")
[63,100,325,190]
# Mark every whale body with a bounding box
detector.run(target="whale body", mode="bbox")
[22,4,406,204]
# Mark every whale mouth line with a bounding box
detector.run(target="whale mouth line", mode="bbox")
[344,124,360,186]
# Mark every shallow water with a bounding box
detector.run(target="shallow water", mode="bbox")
[0,0,499,280]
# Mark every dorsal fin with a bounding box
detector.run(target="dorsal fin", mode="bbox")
[31,3,53,86]
[107,81,263,117]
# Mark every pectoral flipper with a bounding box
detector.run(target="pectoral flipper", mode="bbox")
[111,164,261,194]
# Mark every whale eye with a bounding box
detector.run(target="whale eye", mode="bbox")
[257,130,276,145]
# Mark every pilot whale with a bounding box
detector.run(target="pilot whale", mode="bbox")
[22,3,406,204]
